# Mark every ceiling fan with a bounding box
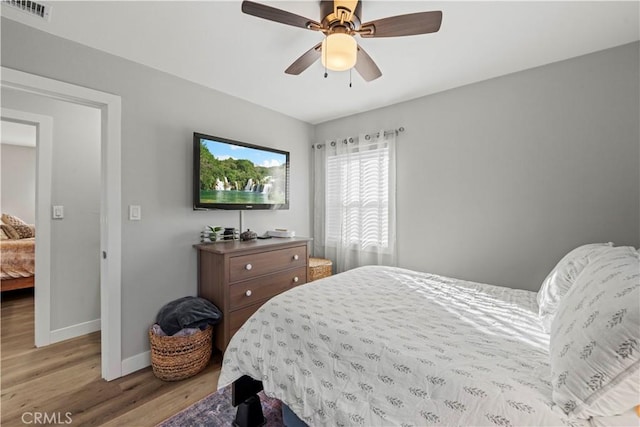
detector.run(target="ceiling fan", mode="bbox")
[241,0,443,82]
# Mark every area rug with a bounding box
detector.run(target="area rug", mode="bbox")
[157,385,283,427]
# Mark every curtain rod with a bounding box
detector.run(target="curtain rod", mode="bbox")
[313,127,404,149]
[369,126,405,139]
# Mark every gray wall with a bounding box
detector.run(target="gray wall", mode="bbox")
[1,143,36,224]
[2,89,102,330]
[1,18,313,359]
[315,42,640,291]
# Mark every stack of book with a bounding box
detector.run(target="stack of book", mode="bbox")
[267,229,295,238]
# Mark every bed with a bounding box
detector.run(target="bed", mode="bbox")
[218,248,639,426]
[1,237,35,291]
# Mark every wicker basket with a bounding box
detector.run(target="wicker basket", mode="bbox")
[309,257,333,281]
[149,325,213,381]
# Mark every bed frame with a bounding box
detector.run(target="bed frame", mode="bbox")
[1,276,35,292]
[232,376,265,427]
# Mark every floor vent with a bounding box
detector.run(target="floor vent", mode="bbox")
[2,0,51,21]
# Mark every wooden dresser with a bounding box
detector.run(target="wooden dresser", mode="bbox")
[195,237,311,352]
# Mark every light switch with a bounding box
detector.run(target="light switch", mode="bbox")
[129,205,141,221]
[52,205,64,219]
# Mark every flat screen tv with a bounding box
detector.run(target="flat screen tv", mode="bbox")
[194,132,290,210]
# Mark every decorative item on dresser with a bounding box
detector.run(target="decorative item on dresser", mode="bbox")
[194,237,311,352]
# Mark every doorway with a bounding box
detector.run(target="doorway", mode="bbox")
[1,67,123,381]
[1,109,52,347]
[3,93,102,345]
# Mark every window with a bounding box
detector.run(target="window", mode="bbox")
[325,144,390,250]
[313,131,397,273]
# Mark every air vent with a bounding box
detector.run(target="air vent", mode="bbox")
[2,0,51,21]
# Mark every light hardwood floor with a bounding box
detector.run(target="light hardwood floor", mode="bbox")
[1,290,222,426]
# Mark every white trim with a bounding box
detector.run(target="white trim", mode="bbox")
[0,108,53,348]
[1,67,123,381]
[121,351,151,377]
[100,86,122,381]
[50,319,101,344]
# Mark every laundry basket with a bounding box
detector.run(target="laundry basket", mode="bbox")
[309,257,333,281]
[149,325,213,381]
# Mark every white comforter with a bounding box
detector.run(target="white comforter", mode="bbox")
[219,265,588,426]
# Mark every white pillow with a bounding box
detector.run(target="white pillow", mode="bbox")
[537,243,613,332]
[549,246,639,418]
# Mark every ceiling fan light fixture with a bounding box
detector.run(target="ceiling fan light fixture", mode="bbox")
[321,33,357,71]
[241,0,443,81]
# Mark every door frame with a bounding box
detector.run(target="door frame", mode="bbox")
[1,108,53,348]
[1,67,123,381]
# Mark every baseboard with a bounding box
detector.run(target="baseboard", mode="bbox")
[50,318,101,344]
[121,350,151,377]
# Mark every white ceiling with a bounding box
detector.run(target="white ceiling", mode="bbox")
[0,121,36,147]
[2,1,638,124]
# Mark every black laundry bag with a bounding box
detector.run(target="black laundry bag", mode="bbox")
[156,296,222,336]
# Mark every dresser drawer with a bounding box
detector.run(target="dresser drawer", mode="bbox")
[229,303,263,335]
[229,266,307,311]
[229,245,307,282]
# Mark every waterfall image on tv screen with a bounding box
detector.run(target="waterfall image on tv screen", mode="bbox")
[197,137,288,208]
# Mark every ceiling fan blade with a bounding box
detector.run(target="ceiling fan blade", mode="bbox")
[360,11,442,38]
[354,45,382,82]
[241,1,321,30]
[285,43,322,75]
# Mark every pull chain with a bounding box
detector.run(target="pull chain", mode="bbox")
[349,68,352,88]
[323,36,328,78]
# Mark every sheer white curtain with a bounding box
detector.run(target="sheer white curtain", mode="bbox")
[313,130,397,273]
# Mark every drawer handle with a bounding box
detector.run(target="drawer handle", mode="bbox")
[245,263,252,271]
[293,254,299,261]
[245,290,252,297]
[293,276,299,283]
